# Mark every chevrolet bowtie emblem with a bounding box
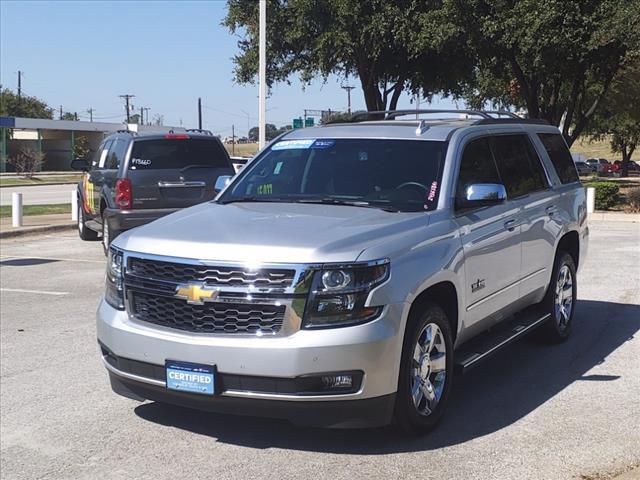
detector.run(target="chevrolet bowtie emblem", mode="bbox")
[175,284,219,304]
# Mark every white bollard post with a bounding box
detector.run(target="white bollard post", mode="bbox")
[586,187,595,214]
[12,192,23,227]
[71,190,78,221]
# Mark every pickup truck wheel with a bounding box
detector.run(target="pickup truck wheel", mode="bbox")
[539,252,577,343]
[78,199,98,241]
[393,303,454,435]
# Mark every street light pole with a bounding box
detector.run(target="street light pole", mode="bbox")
[258,0,266,149]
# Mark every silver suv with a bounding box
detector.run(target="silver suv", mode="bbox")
[98,110,588,434]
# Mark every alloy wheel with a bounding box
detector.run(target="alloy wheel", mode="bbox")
[554,265,573,330]
[411,322,447,416]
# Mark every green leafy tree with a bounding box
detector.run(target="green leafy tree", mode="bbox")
[73,135,91,160]
[588,62,640,176]
[446,0,639,145]
[60,112,76,121]
[223,0,470,114]
[0,88,53,119]
[248,123,279,141]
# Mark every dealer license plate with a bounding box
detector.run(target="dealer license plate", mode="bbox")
[165,360,215,395]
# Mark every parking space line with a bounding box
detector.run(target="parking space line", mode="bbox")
[1,288,69,296]
[0,255,104,264]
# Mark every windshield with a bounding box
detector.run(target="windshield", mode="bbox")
[129,138,229,170]
[218,138,447,212]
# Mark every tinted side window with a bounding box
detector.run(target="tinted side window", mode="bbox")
[92,140,112,169]
[490,135,547,198]
[537,133,579,184]
[106,139,128,170]
[456,138,501,200]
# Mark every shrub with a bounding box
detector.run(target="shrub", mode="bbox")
[627,187,640,213]
[584,181,620,210]
[8,148,46,178]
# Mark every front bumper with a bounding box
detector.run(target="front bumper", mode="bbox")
[97,299,406,427]
[104,207,179,231]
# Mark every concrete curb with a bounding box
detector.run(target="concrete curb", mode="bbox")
[0,182,78,189]
[0,223,75,239]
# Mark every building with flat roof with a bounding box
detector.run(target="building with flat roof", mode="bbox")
[0,117,185,172]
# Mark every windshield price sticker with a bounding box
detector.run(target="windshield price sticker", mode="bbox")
[272,139,315,150]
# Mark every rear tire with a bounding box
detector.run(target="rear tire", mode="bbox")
[101,214,121,255]
[539,252,577,343]
[393,302,454,435]
[77,198,98,241]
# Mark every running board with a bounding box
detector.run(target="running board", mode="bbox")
[454,306,551,374]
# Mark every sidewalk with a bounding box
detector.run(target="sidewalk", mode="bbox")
[0,213,75,239]
[588,211,640,222]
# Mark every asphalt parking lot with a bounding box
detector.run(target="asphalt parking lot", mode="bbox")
[0,221,638,480]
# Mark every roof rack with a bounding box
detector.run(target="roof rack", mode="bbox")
[116,129,137,135]
[343,109,548,126]
[186,128,213,136]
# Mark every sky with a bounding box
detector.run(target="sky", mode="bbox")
[0,0,456,137]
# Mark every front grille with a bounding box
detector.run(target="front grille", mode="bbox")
[128,257,295,288]
[132,292,285,334]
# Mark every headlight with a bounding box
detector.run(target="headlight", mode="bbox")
[303,261,389,328]
[105,247,125,310]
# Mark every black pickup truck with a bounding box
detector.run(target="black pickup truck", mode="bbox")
[71,130,234,253]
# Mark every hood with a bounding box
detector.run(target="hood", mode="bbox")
[114,201,431,264]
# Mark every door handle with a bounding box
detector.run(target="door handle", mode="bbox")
[504,219,517,231]
[546,205,558,216]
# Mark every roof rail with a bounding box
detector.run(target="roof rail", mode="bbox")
[350,109,497,121]
[116,129,136,135]
[186,128,213,136]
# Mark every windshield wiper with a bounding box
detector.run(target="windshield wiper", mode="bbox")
[217,196,292,205]
[293,197,400,212]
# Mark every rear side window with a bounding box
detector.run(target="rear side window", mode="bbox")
[537,133,579,184]
[490,135,547,198]
[128,138,229,170]
[105,139,128,170]
[456,138,501,199]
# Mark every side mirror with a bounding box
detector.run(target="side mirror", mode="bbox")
[457,183,507,209]
[70,158,90,171]
[214,175,232,194]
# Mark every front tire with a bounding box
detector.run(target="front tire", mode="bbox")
[393,302,454,435]
[78,198,98,241]
[539,252,577,343]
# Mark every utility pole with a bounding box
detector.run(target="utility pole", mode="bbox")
[341,85,356,114]
[258,0,266,149]
[232,124,235,156]
[142,107,151,125]
[118,94,135,123]
[74,112,78,121]
[198,97,202,130]
[59,105,63,120]
[17,71,22,103]
[140,107,144,125]
[87,108,94,122]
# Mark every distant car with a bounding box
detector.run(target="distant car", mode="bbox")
[229,156,250,173]
[586,158,609,173]
[613,160,640,175]
[574,161,593,176]
[71,130,235,254]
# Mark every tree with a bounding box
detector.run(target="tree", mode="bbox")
[223,0,470,114]
[152,114,164,126]
[588,62,640,176]
[73,135,91,160]
[446,0,639,145]
[8,147,46,178]
[128,113,141,125]
[0,88,53,119]
[60,112,76,121]
[248,123,279,142]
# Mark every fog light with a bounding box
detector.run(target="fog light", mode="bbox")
[321,374,353,389]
